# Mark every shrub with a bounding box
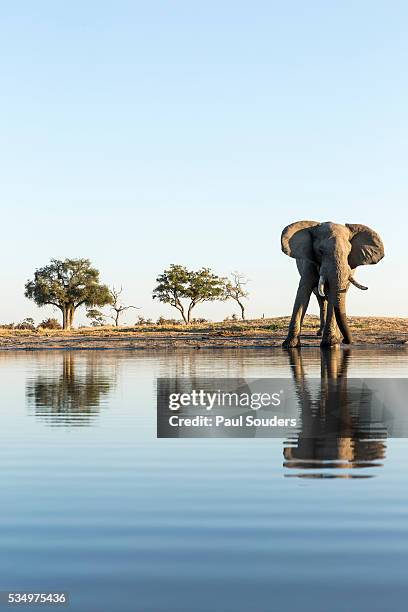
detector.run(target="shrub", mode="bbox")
[38,318,62,330]
[135,316,152,326]
[15,318,36,330]
[223,314,238,322]
[156,317,183,326]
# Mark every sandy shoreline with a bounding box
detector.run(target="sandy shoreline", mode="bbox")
[1,330,408,350]
[1,316,408,350]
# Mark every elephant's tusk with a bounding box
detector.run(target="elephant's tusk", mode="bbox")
[348,276,368,291]
[318,275,326,297]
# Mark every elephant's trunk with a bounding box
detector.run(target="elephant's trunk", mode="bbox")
[333,291,353,345]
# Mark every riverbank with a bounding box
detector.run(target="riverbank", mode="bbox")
[0,316,407,350]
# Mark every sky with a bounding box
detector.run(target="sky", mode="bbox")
[0,1,407,325]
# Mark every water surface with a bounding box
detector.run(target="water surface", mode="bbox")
[0,348,408,611]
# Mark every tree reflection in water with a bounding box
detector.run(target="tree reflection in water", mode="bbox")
[283,348,387,478]
[26,352,116,427]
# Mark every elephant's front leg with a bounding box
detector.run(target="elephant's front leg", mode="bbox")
[320,300,341,347]
[283,283,313,348]
[315,293,327,336]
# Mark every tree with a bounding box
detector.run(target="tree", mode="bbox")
[223,272,249,320]
[152,265,190,324]
[153,264,225,324]
[25,258,112,330]
[185,267,225,323]
[107,286,139,326]
[86,309,106,327]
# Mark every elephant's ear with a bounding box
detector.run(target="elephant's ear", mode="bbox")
[346,224,384,268]
[281,220,319,261]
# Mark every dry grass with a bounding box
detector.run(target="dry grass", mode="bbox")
[1,316,408,350]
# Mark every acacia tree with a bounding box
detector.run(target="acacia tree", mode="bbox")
[25,258,112,330]
[153,265,190,323]
[108,286,139,326]
[86,309,106,327]
[153,264,225,324]
[186,267,226,323]
[224,272,249,320]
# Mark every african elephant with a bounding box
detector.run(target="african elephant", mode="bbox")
[281,221,384,347]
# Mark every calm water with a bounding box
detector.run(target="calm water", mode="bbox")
[1,348,408,611]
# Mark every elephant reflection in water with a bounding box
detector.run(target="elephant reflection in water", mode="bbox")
[283,348,387,478]
[26,353,116,426]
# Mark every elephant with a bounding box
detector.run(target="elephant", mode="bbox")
[281,221,384,347]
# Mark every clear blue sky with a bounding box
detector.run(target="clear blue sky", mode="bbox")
[0,1,406,324]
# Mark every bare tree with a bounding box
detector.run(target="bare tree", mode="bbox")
[224,272,249,320]
[108,287,140,326]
